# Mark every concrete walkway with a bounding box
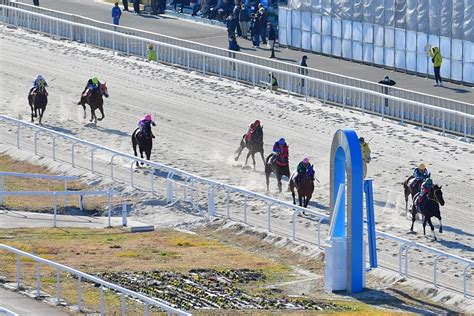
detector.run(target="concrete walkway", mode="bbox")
[0,288,68,316]
[15,0,473,104]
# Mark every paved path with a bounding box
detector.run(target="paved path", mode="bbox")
[0,287,68,315]
[15,0,473,104]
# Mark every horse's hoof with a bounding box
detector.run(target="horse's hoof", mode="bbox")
[439,228,443,234]
[234,157,238,161]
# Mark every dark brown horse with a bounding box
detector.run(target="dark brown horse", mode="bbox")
[132,120,155,167]
[265,153,290,193]
[289,165,315,207]
[234,126,265,170]
[403,175,424,213]
[78,83,109,124]
[410,184,444,241]
[28,84,48,124]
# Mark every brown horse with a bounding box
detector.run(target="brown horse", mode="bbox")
[289,165,315,207]
[265,153,290,193]
[234,126,265,170]
[403,175,425,213]
[28,84,48,124]
[78,83,109,124]
[410,184,444,241]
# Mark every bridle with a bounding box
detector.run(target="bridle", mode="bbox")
[427,187,442,205]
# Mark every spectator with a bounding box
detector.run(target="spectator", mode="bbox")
[225,13,238,36]
[192,0,205,16]
[132,0,140,14]
[238,4,250,38]
[299,55,308,87]
[151,0,157,15]
[228,35,240,54]
[267,22,276,58]
[233,5,242,37]
[147,44,157,62]
[111,2,122,30]
[257,7,267,45]
[378,75,396,107]
[33,0,39,6]
[427,45,443,87]
[269,72,278,91]
[122,0,129,11]
[250,13,260,48]
[157,0,166,13]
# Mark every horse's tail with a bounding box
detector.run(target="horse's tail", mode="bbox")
[264,154,273,174]
[132,128,139,156]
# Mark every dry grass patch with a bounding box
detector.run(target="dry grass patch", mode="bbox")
[0,154,110,212]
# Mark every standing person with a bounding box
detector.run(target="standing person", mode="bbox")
[238,4,250,38]
[151,0,157,15]
[257,7,267,45]
[33,0,39,6]
[427,45,443,86]
[299,55,308,87]
[267,22,276,58]
[228,35,240,55]
[225,13,237,36]
[147,44,157,62]
[132,0,140,14]
[233,5,242,37]
[158,0,166,14]
[122,0,129,11]
[111,2,122,30]
[378,75,396,107]
[250,13,260,48]
[359,137,371,178]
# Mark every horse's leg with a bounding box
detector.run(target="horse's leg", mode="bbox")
[260,151,265,167]
[98,105,105,121]
[82,103,87,119]
[234,140,244,161]
[438,216,443,234]
[427,217,436,241]
[38,108,43,124]
[410,206,416,231]
[277,174,282,193]
[304,194,311,208]
[298,193,303,207]
[251,153,256,171]
[422,216,427,236]
[265,171,270,192]
[244,152,250,166]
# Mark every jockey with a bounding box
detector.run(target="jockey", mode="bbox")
[359,137,371,178]
[272,138,288,163]
[294,157,311,186]
[30,75,48,96]
[244,123,255,142]
[137,114,155,138]
[411,163,430,192]
[416,178,433,207]
[82,77,101,97]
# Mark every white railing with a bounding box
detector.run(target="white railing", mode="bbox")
[0,171,76,205]
[0,115,472,297]
[0,244,191,315]
[3,0,473,117]
[0,306,18,316]
[0,190,117,228]
[0,5,472,139]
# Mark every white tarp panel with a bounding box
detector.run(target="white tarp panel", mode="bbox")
[353,41,363,61]
[363,44,374,62]
[279,7,287,27]
[463,63,473,83]
[464,41,474,62]
[441,58,450,78]
[416,32,428,54]
[332,37,342,56]
[312,13,322,33]
[451,60,463,81]
[451,39,462,60]
[302,11,312,31]
[332,18,341,37]
[312,33,322,52]
[417,53,428,73]
[385,27,395,47]
[353,22,362,41]
[279,27,288,46]
[406,30,416,52]
[395,50,405,68]
[322,35,332,54]
[292,10,302,29]
[363,23,373,43]
[292,28,302,48]
[374,46,384,64]
[395,29,406,50]
[440,36,451,59]
[342,39,352,58]
[374,25,384,46]
[302,31,312,50]
[342,20,352,39]
[406,52,416,71]
[385,48,395,67]
[322,16,331,35]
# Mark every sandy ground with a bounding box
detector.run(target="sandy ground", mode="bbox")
[0,26,473,303]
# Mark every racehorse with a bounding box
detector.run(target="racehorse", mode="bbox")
[410,184,444,241]
[132,120,155,167]
[77,83,109,124]
[403,175,423,213]
[265,153,290,193]
[28,83,48,124]
[234,127,265,170]
[289,165,315,207]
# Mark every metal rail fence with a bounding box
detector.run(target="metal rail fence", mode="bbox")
[0,3,472,138]
[0,244,191,315]
[0,115,472,298]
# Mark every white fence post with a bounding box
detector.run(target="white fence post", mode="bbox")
[122,203,128,227]
[53,192,58,228]
[0,175,4,205]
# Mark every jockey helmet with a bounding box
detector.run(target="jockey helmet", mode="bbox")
[418,163,426,170]
[144,114,152,121]
[278,138,285,145]
[359,137,365,143]
[254,120,260,126]
[303,157,309,164]
[36,75,44,81]
[148,44,154,50]
[92,77,99,84]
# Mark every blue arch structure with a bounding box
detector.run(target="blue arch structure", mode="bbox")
[329,129,364,293]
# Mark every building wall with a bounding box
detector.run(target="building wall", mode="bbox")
[279,1,473,84]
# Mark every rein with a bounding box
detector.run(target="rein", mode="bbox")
[427,188,441,205]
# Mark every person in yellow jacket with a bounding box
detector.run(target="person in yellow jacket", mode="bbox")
[147,44,157,62]
[359,137,371,178]
[427,45,443,87]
